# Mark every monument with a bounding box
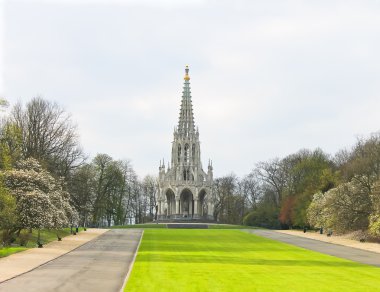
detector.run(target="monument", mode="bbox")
[157,66,215,221]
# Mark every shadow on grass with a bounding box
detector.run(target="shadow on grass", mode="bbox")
[140,231,313,253]
[136,253,362,267]
[140,242,292,252]
[136,230,368,269]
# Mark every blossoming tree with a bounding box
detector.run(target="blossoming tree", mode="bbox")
[2,158,78,246]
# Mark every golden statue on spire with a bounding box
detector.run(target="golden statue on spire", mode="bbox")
[184,65,190,81]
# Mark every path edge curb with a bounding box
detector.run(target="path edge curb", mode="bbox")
[120,229,144,292]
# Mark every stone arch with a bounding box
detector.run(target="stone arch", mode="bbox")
[165,188,176,217]
[180,188,194,218]
[198,189,208,217]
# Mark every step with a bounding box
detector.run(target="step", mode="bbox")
[167,223,209,229]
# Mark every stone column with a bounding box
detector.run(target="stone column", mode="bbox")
[158,201,162,215]
[193,199,199,219]
[176,199,180,215]
[194,200,198,216]
[189,200,193,217]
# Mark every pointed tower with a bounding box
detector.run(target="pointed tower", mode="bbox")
[157,66,214,221]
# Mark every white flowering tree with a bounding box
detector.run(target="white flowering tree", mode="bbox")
[18,191,54,245]
[307,177,372,233]
[307,191,330,229]
[2,158,78,246]
[369,180,380,237]
[50,190,69,240]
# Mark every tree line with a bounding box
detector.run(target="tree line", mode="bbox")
[1,96,379,244]
[0,97,157,246]
[69,154,157,227]
[213,133,380,239]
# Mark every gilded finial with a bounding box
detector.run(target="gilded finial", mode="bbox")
[184,65,190,81]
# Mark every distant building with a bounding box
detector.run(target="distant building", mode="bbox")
[157,66,214,220]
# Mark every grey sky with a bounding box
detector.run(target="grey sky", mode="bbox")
[1,0,380,178]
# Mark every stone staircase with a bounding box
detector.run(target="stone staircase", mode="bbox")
[155,218,216,224]
[167,223,209,229]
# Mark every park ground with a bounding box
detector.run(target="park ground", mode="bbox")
[126,229,380,291]
[1,226,380,291]
[277,229,380,254]
[0,228,107,283]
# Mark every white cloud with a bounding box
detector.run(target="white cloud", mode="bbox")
[3,0,380,178]
[0,1,4,97]
[25,0,205,10]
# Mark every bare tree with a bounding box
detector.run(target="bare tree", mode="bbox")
[10,97,84,178]
[141,175,158,221]
[239,172,262,211]
[255,158,287,206]
[69,163,96,227]
[213,174,243,224]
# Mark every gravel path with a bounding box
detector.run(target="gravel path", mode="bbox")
[0,229,143,292]
[0,228,108,282]
[277,229,380,254]
[246,229,380,267]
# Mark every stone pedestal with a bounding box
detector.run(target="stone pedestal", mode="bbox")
[157,214,166,220]
[192,214,200,219]
[176,199,180,214]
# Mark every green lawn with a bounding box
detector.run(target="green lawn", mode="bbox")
[0,227,85,257]
[112,223,255,229]
[21,227,84,247]
[126,229,380,291]
[0,247,27,258]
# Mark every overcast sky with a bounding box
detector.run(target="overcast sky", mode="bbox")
[1,0,380,178]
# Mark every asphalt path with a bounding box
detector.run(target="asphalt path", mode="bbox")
[246,229,380,267]
[0,229,143,292]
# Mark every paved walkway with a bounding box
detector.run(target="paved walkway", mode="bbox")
[0,228,107,282]
[277,229,380,254]
[246,229,380,267]
[0,229,143,292]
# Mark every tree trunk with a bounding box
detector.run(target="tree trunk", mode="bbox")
[37,229,43,248]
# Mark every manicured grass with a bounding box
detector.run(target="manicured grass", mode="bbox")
[0,247,27,258]
[112,223,255,229]
[27,228,70,246]
[24,227,83,247]
[126,229,380,291]
[0,227,85,257]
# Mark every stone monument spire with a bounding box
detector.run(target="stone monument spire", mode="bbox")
[177,65,195,136]
[157,66,214,221]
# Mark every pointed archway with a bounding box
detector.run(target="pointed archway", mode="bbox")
[165,189,175,218]
[198,189,208,218]
[180,189,193,218]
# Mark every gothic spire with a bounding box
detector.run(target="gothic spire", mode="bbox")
[178,65,195,136]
